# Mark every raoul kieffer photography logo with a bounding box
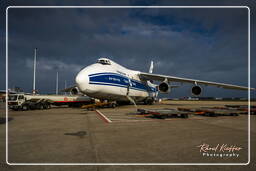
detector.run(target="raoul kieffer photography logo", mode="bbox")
[197,143,243,158]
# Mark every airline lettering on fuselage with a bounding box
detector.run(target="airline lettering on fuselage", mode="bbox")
[109,77,121,82]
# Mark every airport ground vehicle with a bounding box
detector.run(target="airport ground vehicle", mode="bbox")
[8,94,51,110]
[8,93,93,111]
[137,108,190,119]
[81,101,117,110]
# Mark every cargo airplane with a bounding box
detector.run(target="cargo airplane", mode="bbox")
[65,58,254,104]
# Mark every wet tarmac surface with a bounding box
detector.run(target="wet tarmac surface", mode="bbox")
[0,101,256,170]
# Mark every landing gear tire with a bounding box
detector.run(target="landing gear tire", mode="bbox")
[144,98,154,105]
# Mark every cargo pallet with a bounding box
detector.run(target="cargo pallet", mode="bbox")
[225,105,256,115]
[81,102,116,110]
[137,108,190,119]
[178,107,241,117]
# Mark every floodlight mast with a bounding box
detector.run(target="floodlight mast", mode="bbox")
[56,71,59,95]
[32,48,37,95]
[64,80,67,95]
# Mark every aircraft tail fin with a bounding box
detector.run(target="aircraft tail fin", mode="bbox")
[149,61,153,73]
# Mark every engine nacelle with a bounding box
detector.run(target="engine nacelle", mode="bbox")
[191,85,202,96]
[70,87,79,95]
[158,82,170,93]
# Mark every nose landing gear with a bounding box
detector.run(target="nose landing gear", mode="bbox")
[143,98,154,105]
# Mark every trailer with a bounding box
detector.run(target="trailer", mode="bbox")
[8,93,93,111]
[225,105,256,115]
[137,108,190,119]
[178,107,242,117]
[81,101,117,110]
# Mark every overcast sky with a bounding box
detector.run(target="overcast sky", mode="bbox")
[1,0,255,98]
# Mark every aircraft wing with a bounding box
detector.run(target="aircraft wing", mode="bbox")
[139,72,255,91]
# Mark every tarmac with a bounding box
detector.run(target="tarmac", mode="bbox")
[0,100,256,171]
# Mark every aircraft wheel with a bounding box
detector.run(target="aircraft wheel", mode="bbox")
[144,98,154,105]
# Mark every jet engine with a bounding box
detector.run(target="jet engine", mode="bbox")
[158,82,170,93]
[70,87,79,95]
[191,85,202,96]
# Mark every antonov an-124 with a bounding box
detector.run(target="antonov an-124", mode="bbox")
[64,58,254,104]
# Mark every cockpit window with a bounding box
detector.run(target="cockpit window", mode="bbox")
[96,59,111,65]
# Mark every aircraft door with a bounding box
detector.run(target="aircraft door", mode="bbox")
[120,77,131,96]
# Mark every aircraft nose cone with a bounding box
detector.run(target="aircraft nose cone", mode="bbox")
[75,71,84,85]
[75,70,89,92]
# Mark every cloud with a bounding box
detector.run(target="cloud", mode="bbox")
[1,5,253,97]
[25,58,83,72]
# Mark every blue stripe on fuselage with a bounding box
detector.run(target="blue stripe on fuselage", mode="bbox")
[88,72,156,92]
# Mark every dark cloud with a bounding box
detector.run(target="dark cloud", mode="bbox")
[1,0,255,98]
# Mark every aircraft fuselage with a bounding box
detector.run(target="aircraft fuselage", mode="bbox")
[75,58,157,102]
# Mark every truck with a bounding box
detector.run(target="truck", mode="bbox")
[8,93,94,111]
